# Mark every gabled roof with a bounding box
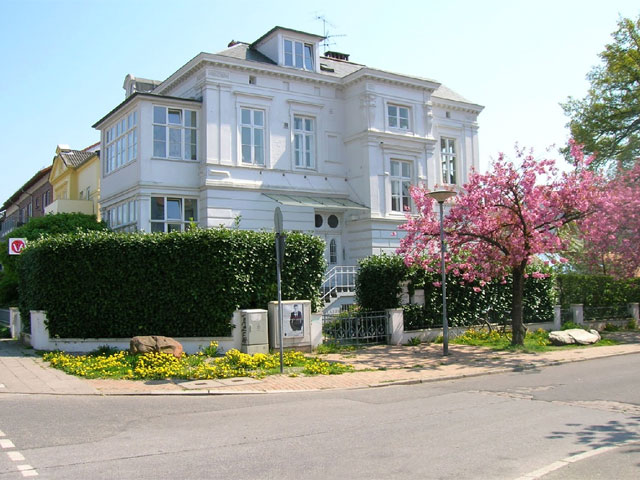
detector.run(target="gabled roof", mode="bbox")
[58,150,97,169]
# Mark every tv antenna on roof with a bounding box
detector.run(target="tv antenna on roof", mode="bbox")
[314,14,346,52]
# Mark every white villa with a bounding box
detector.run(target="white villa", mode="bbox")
[93,26,483,270]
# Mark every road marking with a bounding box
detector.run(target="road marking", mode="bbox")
[514,439,640,479]
[0,439,15,449]
[0,427,39,477]
[18,466,38,477]
[8,451,25,461]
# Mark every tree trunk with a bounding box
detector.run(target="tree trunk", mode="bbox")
[511,265,527,345]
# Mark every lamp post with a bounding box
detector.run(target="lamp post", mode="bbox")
[428,190,457,356]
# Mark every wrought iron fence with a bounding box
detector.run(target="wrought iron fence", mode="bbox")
[0,308,9,327]
[402,304,520,331]
[322,310,389,345]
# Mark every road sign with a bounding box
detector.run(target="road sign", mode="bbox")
[274,207,283,234]
[8,238,26,255]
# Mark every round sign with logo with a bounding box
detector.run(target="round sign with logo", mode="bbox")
[8,238,27,255]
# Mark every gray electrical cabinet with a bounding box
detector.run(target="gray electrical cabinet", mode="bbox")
[240,309,269,354]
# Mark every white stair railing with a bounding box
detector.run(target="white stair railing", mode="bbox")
[322,265,358,304]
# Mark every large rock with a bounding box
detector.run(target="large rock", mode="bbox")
[130,336,184,358]
[548,328,601,346]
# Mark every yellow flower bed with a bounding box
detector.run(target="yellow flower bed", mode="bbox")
[43,348,351,381]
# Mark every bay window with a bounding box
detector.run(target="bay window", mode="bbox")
[153,106,197,160]
[150,196,198,232]
[105,111,137,174]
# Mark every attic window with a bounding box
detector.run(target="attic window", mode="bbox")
[284,39,314,70]
[249,75,257,85]
[320,64,335,73]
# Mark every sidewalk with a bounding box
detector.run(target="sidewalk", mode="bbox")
[1,333,639,396]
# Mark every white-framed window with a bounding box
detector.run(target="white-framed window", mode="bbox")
[441,138,457,184]
[150,196,198,233]
[42,190,50,208]
[105,111,137,174]
[240,108,265,165]
[387,104,410,130]
[153,106,197,160]
[284,39,314,70]
[390,160,412,213]
[293,115,315,169]
[105,199,138,233]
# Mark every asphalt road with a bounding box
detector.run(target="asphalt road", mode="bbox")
[1,354,639,479]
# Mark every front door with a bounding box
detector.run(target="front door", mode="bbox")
[314,212,343,266]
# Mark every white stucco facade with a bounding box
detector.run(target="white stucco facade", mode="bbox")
[93,26,483,266]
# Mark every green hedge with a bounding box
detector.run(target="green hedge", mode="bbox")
[17,228,325,338]
[0,213,108,307]
[355,254,407,311]
[356,254,555,327]
[555,274,640,307]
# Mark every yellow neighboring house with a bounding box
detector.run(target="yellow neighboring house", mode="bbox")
[45,143,101,220]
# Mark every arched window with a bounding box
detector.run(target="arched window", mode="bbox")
[329,239,337,264]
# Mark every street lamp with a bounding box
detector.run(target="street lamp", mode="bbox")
[428,189,457,356]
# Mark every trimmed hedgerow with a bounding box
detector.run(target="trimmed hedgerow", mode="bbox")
[356,253,554,326]
[0,213,108,307]
[17,228,325,338]
[555,274,640,307]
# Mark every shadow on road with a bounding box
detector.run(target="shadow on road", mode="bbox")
[547,417,640,455]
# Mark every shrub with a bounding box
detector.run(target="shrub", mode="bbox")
[561,321,585,331]
[18,228,325,338]
[356,254,407,311]
[555,274,640,307]
[0,325,10,339]
[626,318,638,330]
[0,213,108,307]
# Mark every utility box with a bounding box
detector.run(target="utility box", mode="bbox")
[268,300,312,352]
[240,309,269,355]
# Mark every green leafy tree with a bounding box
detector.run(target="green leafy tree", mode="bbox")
[562,16,640,172]
[0,213,108,306]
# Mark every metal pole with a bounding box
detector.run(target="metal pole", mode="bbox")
[275,233,284,373]
[439,200,449,356]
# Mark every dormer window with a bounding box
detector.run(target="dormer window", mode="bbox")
[284,39,314,70]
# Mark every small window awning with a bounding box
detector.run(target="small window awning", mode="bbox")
[263,193,368,211]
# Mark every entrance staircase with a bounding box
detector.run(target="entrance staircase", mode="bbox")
[321,265,357,314]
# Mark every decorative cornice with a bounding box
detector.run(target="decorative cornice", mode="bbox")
[432,98,483,115]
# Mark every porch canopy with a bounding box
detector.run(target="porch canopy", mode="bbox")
[263,193,368,211]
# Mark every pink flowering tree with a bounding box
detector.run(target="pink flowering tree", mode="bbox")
[570,159,640,277]
[397,144,603,345]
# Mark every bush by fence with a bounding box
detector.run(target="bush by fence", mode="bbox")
[17,228,325,338]
[357,254,554,328]
[555,274,640,307]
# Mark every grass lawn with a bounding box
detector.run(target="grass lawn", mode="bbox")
[451,327,620,353]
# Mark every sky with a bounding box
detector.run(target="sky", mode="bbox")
[1,0,638,205]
